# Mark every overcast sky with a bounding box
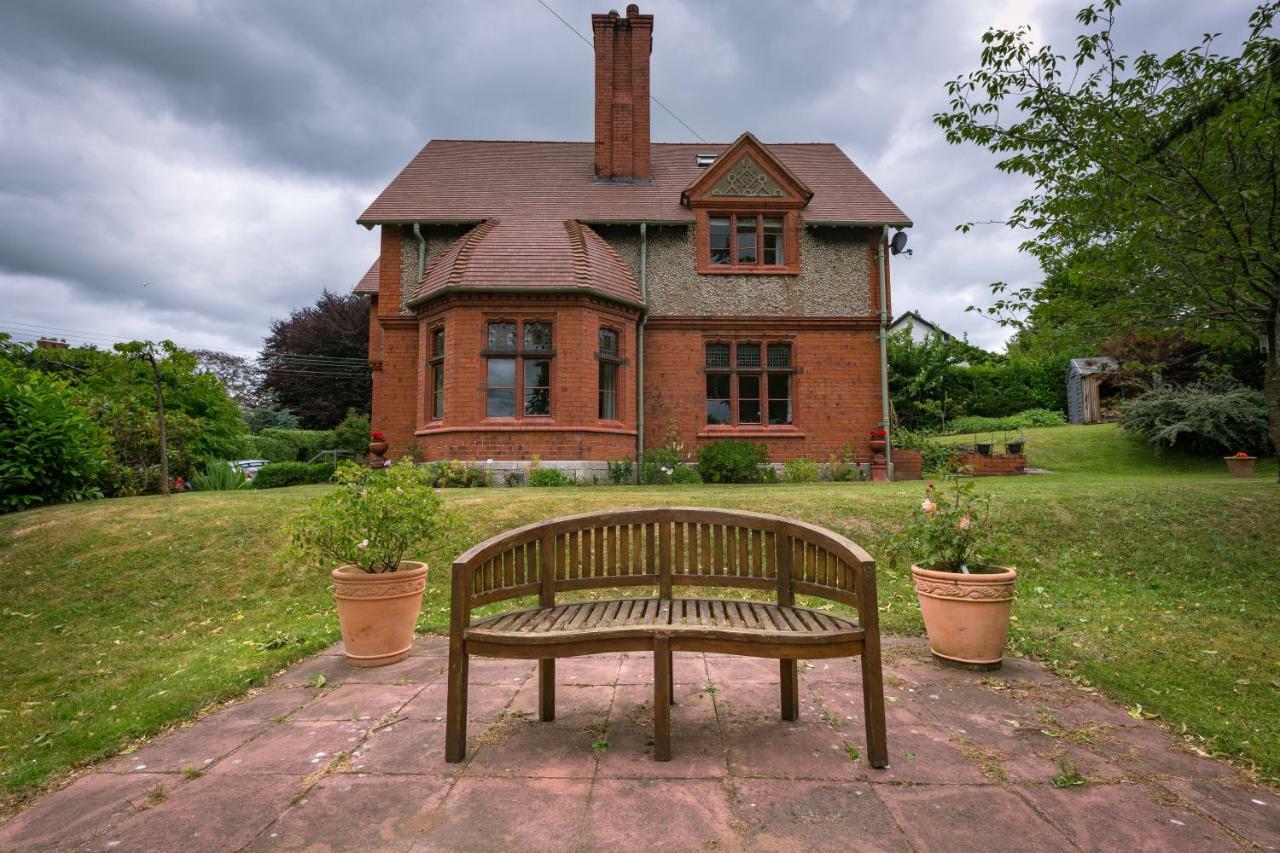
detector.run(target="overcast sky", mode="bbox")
[0,0,1261,356]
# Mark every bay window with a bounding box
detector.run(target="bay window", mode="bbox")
[429,326,445,420]
[485,320,553,418]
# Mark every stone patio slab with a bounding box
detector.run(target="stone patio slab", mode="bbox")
[103,719,271,775]
[582,779,739,851]
[4,641,1277,852]
[0,772,170,851]
[289,683,423,722]
[101,772,302,852]
[733,778,910,852]
[210,721,367,776]
[1019,781,1238,851]
[246,774,452,852]
[875,783,1074,852]
[410,777,590,853]
[1158,777,1280,851]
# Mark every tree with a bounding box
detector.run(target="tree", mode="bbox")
[260,291,371,429]
[12,338,246,494]
[935,1,1280,466]
[189,349,264,410]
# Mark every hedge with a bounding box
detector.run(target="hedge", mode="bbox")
[252,461,337,489]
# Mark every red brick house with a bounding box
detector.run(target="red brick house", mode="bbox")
[356,5,910,478]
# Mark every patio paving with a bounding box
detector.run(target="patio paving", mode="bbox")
[2,637,1276,852]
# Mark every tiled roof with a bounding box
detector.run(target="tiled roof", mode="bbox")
[359,140,910,226]
[353,261,379,294]
[408,219,641,307]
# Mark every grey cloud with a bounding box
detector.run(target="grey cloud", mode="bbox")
[0,0,1263,356]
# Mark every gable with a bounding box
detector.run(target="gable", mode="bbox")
[681,132,814,208]
[708,155,785,199]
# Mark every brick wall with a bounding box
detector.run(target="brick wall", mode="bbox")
[958,452,1027,476]
[892,449,922,481]
[642,319,885,462]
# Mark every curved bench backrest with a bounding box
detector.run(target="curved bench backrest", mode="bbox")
[451,507,878,623]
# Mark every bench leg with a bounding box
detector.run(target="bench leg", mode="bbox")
[653,635,672,761]
[860,647,889,769]
[780,659,799,721]
[539,658,555,722]
[668,648,676,705]
[445,646,468,763]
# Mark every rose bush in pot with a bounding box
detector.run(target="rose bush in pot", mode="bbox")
[888,479,1016,669]
[290,458,452,666]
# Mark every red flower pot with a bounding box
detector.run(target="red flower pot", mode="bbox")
[1224,456,1256,478]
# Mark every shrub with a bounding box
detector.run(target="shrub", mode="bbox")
[696,440,769,484]
[332,409,371,455]
[946,408,1067,435]
[824,442,865,482]
[0,361,109,512]
[421,460,490,488]
[1121,381,1269,455]
[528,468,577,487]
[607,459,634,485]
[640,447,683,484]
[670,465,702,484]
[258,428,335,462]
[288,459,451,573]
[252,461,337,489]
[190,461,250,491]
[241,433,295,462]
[892,428,959,474]
[781,458,821,483]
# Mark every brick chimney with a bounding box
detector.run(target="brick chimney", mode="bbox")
[36,337,69,349]
[592,5,653,182]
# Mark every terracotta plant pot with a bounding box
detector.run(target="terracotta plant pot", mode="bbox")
[1224,456,1256,478]
[869,439,887,454]
[331,561,428,666]
[911,564,1017,669]
[368,440,389,457]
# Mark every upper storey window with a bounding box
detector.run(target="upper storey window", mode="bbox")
[681,134,812,277]
[709,215,786,268]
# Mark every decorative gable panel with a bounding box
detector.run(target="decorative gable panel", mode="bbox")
[709,156,785,199]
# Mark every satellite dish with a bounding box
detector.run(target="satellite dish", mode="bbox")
[890,231,910,255]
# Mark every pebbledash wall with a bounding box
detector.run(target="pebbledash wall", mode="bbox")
[370,222,889,471]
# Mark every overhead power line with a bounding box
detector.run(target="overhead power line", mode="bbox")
[533,0,707,143]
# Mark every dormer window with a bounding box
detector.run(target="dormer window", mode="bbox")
[709,215,786,268]
[682,134,811,276]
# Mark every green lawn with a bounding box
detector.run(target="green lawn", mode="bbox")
[1,423,1277,811]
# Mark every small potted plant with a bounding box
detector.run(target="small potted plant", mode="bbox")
[289,459,452,666]
[887,479,1016,669]
[975,435,995,456]
[1224,451,1257,478]
[1005,434,1026,455]
[868,427,888,455]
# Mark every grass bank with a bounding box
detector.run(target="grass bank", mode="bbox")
[1,423,1276,810]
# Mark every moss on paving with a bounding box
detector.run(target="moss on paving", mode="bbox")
[1,424,1276,811]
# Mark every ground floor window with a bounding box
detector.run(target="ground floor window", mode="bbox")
[705,340,793,426]
[429,326,444,420]
[598,328,620,420]
[485,320,553,418]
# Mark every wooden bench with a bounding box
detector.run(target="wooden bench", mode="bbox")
[444,507,888,766]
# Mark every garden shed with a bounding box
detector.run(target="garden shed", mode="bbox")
[1067,357,1120,424]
